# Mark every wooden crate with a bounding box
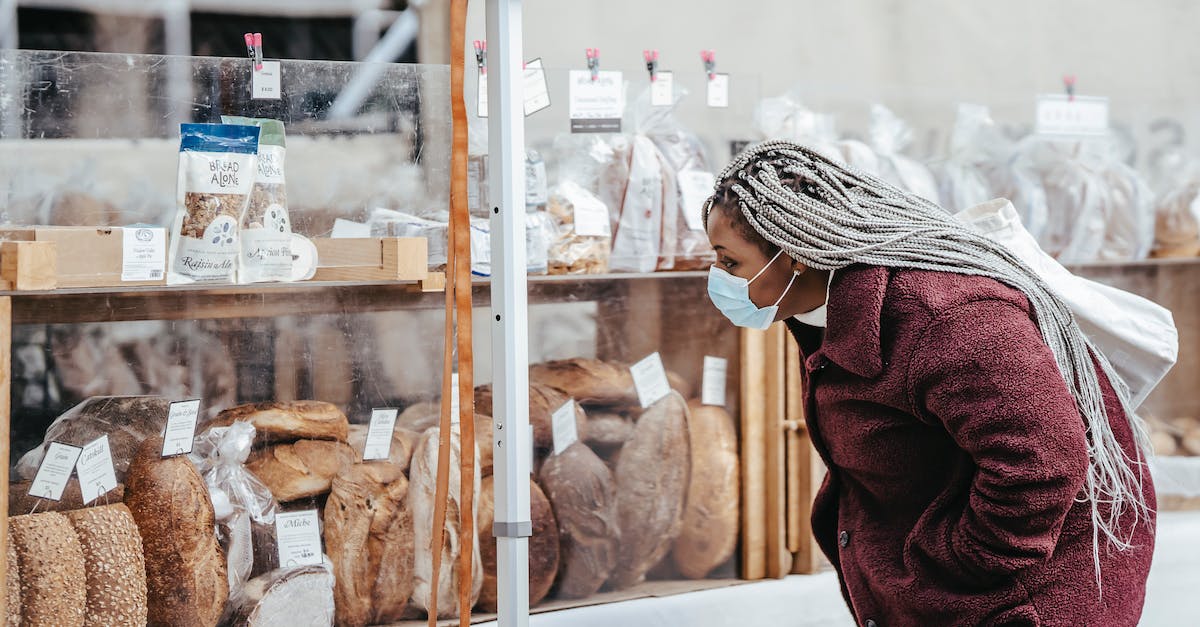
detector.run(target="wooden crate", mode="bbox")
[0,226,164,288]
[0,241,57,291]
[311,237,429,282]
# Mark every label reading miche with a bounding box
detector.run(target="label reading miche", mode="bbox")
[707,73,730,108]
[678,170,717,231]
[275,510,323,567]
[551,400,579,455]
[252,61,282,100]
[702,356,729,407]
[162,399,201,457]
[121,227,166,281]
[650,71,674,107]
[363,408,399,461]
[631,352,672,408]
[76,435,118,504]
[28,442,83,502]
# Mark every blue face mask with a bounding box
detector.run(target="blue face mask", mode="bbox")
[708,250,798,330]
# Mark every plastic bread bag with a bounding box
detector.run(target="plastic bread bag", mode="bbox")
[546,180,611,274]
[550,132,632,234]
[837,138,881,175]
[1151,177,1200,258]
[935,104,996,213]
[222,116,294,284]
[368,208,449,270]
[611,135,665,273]
[168,123,259,284]
[867,104,940,204]
[981,135,1051,244]
[753,90,843,162]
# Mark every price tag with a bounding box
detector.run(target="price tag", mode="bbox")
[450,372,461,425]
[551,400,579,455]
[707,73,730,108]
[162,399,201,457]
[28,442,82,502]
[631,352,671,408]
[677,170,716,231]
[275,510,323,567]
[702,356,729,407]
[650,71,674,107]
[363,408,399,461]
[524,58,551,116]
[569,69,623,133]
[76,435,118,504]
[1035,95,1108,136]
[252,60,282,100]
[121,227,166,282]
[572,192,611,237]
[477,72,488,118]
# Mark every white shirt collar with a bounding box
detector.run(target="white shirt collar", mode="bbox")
[792,271,834,327]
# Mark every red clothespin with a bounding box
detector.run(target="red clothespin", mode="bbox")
[701,50,716,80]
[1063,74,1077,102]
[473,40,487,75]
[586,48,600,82]
[252,33,263,71]
[644,49,659,82]
[244,33,255,63]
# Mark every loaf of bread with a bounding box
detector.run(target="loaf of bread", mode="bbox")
[229,566,335,627]
[410,426,482,618]
[529,359,637,406]
[609,392,690,588]
[8,480,123,516]
[246,439,355,502]
[538,442,619,599]
[65,504,148,626]
[9,512,86,627]
[475,383,587,453]
[671,402,739,579]
[368,478,415,625]
[124,436,228,626]
[207,401,349,443]
[396,401,441,433]
[346,424,420,471]
[476,476,559,612]
[6,538,18,627]
[582,412,634,457]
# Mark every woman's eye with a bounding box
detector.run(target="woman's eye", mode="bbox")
[721,259,737,270]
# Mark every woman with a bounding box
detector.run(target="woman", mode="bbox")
[704,140,1155,626]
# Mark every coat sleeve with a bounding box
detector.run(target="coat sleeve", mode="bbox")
[907,298,1090,583]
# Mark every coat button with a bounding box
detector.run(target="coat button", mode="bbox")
[839,530,850,548]
[865,620,878,627]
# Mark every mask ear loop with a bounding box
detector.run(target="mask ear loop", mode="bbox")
[748,249,785,284]
[772,270,800,307]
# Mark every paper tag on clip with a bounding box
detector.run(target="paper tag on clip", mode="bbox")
[29,442,83,502]
[121,227,166,282]
[477,72,488,118]
[632,352,672,408]
[252,60,282,100]
[551,400,579,455]
[707,73,730,108]
[702,356,729,407]
[76,436,118,504]
[363,408,399,461]
[524,58,551,116]
[162,399,201,457]
[650,71,674,107]
[275,510,323,567]
[1035,94,1108,136]
[569,69,624,133]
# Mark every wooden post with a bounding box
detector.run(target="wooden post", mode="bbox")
[785,333,804,554]
[763,322,789,578]
[739,326,766,580]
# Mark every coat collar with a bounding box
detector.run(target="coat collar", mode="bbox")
[789,265,889,379]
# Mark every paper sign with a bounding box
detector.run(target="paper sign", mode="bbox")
[450,372,461,424]
[569,69,623,133]
[551,400,579,455]
[524,58,551,116]
[1035,94,1108,136]
[76,436,119,504]
[363,408,400,461]
[573,192,611,237]
[121,227,166,281]
[631,352,672,408]
[702,356,729,407]
[28,442,82,502]
[477,72,488,118]
[252,60,282,100]
[707,73,730,108]
[162,399,201,457]
[650,71,674,107]
[677,170,716,231]
[275,510,323,567]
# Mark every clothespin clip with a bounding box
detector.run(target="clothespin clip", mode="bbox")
[244,33,255,64]
[473,40,487,75]
[701,50,717,80]
[586,48,600,81]
[250,33,263,71]
[1063,74,1077,102]
[644,49,659,82]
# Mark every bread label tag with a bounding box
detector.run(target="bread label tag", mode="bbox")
[121,227,166,281]
[707,73,730,108]
[28,442,83,502]
[76,435,119,504]
[569,69,623,133]
[702,356,729,407]
[276,510,323,567]
[477,71,488,118]
[551,400,579,455]
[632,352,671,408]
[162,399,201,457]
[678,170,717,231]
[1036,94,1108,136]
[524,58,552,116]
[450,372,461,425]
[252,60,282,100]
[650,71,674,107]
[363,408,400,461]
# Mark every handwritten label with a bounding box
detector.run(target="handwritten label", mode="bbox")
[677,170,716,231]
[28,442,82,502]
[1036,95,1108,136]
[551,400,579,455]
[275,510,323,567]
[477,72,488,118]
[573,191,611,237]
[569,70,623,133]
[650,71,674,107]
[524,58,551,116]
[252,60,282,100]
[631,352,671,408]
[76,436,118,504]
[363,408,399,461]
[702,356,729,407]
[121,227,166,281]
[707,73,730,108]
[162,399,201,457]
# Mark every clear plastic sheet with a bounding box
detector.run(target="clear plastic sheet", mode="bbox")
[867,104,941,204]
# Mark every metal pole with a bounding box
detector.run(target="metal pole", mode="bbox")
[0,0,17,50]
[485,0,530,626]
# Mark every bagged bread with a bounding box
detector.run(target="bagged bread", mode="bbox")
[537,442,619,599]
[229,566,335,627]
[546,181,611,275]
[609,392,690,588]
[9,512,87,627]
[610,136,665,273]
[477,476,559,612]
[206,400,349,443]
[65,504,149,626]
[222,116,294,284]
[868,104,940,204]
[169,123,259,284]
[671,402,740,578]
[246,440,355,503]
[1152,179,1200,257]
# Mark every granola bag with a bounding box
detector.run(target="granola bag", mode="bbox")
[223,116,294,284]
[168,123,260,284]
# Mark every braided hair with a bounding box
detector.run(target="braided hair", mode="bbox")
[705,139,1151,586]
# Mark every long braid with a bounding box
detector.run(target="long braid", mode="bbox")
[708,139,1152,589]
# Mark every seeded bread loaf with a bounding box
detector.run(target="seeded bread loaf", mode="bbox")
[207,401,349,443]
[9,512,86,627]
[6,539,18,627]
[476,476,559,612]
[671,402,739,579]
[65,504,148,626]
[537,442,619,599]
[246,439,355,503]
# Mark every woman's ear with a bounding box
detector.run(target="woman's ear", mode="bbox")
[789,256,808,275]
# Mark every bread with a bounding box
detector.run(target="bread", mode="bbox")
[538,442,619,599]
[1184,427,1200,456]
[396,401,441,433]
[9,512,86,626]
[475,383,587,453]
[609,392,690,588]
[229,566,335,627]
[476,476,559,612]
[410,426,482,618]
[124,436,228,626]
[207,401,349,443]
[529,358,691,409]
[346,424,420,472]
[672,402,739,578]
[474,414,495,477]
[8,480,123,516]
[1151,430,1178,456]
[368,480,415,625]
[246,440,355,502]
[6,538,18,627]
[64,504,148,626]
[582,412,634,457]
[15,396,170,482]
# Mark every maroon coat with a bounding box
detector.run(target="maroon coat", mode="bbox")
[785,265,1156,627]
